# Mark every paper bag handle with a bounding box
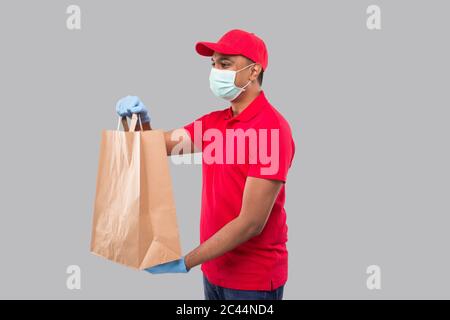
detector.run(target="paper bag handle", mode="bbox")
[117,113,143,132]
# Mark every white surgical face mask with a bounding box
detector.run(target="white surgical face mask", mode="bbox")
[209,63,256,101]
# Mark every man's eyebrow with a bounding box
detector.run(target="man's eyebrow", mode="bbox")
[211,56,233,63]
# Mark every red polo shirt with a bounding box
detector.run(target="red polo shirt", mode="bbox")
[183,90,295,291]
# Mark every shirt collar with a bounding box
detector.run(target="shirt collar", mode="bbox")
[224,90,268,122]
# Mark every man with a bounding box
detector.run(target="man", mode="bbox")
[116,29,295,300]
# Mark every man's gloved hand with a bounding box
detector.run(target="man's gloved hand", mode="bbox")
[116,95,150,124]
[145,257,188,274]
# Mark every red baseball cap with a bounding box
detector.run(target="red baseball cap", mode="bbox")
[195,29,268,71]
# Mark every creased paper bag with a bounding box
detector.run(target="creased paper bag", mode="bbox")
[91,115,181,269]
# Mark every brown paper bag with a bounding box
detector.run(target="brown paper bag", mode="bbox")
[91,114,181,270]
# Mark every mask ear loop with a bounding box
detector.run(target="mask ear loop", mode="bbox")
[236,62,256,73]
[241,80,252,90]
[236,63,257,91]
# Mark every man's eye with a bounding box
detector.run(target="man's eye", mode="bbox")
[211,62,230,68]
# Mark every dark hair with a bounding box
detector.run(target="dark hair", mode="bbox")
[246,57,264,86]
[257,70,264,86]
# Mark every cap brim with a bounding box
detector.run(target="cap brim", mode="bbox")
[195,41,241,56]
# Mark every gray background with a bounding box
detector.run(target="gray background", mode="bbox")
[0,0,449,299]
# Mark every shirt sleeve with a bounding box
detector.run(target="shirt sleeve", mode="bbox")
[247,125,295,183]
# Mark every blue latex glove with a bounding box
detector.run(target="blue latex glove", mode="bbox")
[115,95,150,123]
[145,258,188,274]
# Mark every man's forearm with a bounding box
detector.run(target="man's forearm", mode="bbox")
[137,123,186,156]
[164,129,196,156]
[184,216,262,271]
[133,123,192,156]
[135,121,151,131]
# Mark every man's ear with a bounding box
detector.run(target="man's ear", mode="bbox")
[250,64,262,81]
